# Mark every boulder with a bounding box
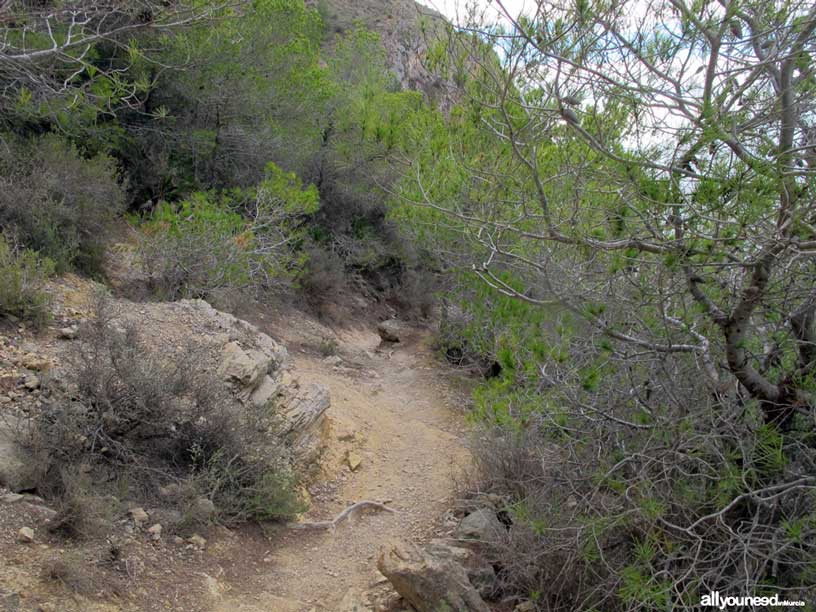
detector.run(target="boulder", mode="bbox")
[377,320,402,343]
[455,508,504,543]
[377,540,491,612]
[426,539,497,599]
[17,526,35,544]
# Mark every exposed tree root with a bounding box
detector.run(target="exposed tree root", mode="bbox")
[290,501,398,531]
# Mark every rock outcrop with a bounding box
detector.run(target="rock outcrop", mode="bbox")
[308,0,459,110]
[377,540,491,612]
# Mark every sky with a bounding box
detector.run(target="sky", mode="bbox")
[415,0,534,25]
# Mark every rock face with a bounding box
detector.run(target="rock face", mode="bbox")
[220,341,269,389]
[277,381,331,462]
[377,540,491,612]
[308,0,459,110]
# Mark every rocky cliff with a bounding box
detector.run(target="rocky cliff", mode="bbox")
[308,0,457,108]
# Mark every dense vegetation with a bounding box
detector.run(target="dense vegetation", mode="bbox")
[1,0,815,609]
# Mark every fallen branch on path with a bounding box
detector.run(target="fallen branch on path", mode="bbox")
[289,501,398,531]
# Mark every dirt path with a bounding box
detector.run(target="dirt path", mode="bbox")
[211,315,472,611]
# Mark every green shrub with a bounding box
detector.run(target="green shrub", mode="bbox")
[0,233,54,327]
[138,162,318,300]
[138,195,255,299]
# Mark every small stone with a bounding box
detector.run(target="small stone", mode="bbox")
[377,320,401,343]
[128,507,149,527]
[147,524,162,540]
[190,497,215,522]
[1,493,25,504]
[21,354,49,371]
[172,536,185,545]
[188,534,207,549]
[323,355,342,366]
[346,451,363,472]
[17,526,35,544]
[157,483,181,499]
[514,603,535,612]
[58,326,78,340]
[24,376,40,391]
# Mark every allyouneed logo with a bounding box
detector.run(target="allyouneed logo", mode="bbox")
[700,591,805,609]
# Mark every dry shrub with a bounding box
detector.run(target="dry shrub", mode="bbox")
[385,268,436,320]
[0,233,54,328]
[469,367,816,610]
[42,555,99,596]
[22,297,303,536]
[0,134,126,275]
[298,245,348,306]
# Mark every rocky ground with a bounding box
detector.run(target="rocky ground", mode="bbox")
[0,274,523,611]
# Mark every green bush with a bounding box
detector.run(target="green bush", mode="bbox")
[138,162,318,300]
[0,134,126,274]
[0,233,54,327]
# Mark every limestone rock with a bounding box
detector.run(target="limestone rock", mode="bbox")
[22,354,49,371]
[129,507,149,527]
[347,451,363,472]
[147,523,162,540]
[426,539,497,599]
[278,382,330,462]
[58,326,79,340]
[188,534,207,549]
[377,320,402,343]
[377,540,490,612]
[17,526,35,544]
[455,508,504,543]
[219,342,265,389]
[249,375,281,408]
